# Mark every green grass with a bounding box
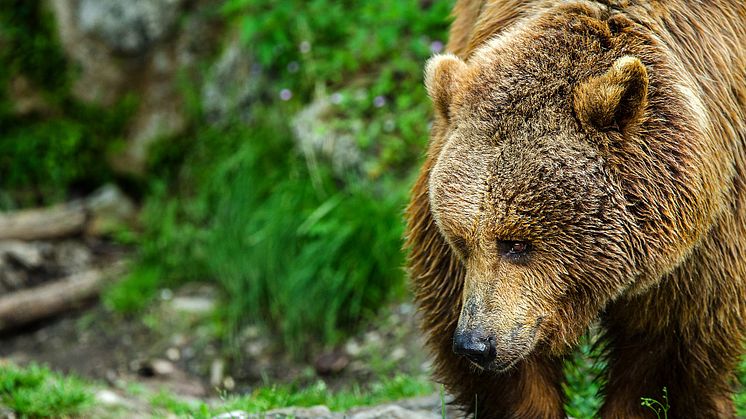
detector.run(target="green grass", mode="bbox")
[150,374,434,418]
[1,355,745,418]
[0,361,432,418]
[0,362,92,417]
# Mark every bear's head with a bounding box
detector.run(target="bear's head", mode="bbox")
[423,7,719,372]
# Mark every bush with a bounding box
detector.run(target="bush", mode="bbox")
[206,138,408,350]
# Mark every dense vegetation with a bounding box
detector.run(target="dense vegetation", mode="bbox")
[104,0,453,352]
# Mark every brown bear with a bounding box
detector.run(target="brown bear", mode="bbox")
[405,1,746,418]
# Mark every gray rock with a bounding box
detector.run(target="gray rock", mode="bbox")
[0,404,17,419]
[347,405,439,419]
[169,296,216,314]
[201,37,263,125]
[210,358,225,387]
[292,96,364,178]
[77,0,186,55]
[213,411,250,419]
[231,405,335,419]
[48,0,220,174]
[52,241,92,274]
[85,184,137,236]
[0,241,47,269]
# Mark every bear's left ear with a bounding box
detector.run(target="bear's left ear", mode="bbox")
[574,56,648,132]
[425,53,467,121]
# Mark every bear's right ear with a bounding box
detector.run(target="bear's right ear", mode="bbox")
[574,56,648,132]
[425,53,467,121]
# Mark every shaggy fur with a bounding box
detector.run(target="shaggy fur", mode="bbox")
[405,1,746,418]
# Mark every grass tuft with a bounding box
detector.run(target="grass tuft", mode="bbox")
[0,362,92,417]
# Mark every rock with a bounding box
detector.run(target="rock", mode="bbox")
[389,346,406,362]
[241,325,260,339]
[0,241,55,291]
[53,241,92,274]
[210,358,225,387]
[95,389,134,408]
[314,349,349,376]
[170,296,216,314]
[344,338,362,357]
[245,340,267,357]
[222,376,235,390]
[201,36,263,125]
[76,0,186,55]
[0,241,47,269]
[246,405,334,419]
[347,405,439,419]
[166,347,181,361]
[47,0,222,174]
[0,405,17,419]
[363,331,382,347]
[85,184,137,236]
[136,358,175,377]
[292,95,364,178]
[49,0,131,105]
[213,411,250,419]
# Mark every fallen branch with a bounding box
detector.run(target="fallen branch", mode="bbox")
[0,184,136,241]
[0,263,126,331]
[0,201,87,241]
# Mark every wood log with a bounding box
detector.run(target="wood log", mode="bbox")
[0,263,126,331]
[0,201,87,241]
[0,184,137,241]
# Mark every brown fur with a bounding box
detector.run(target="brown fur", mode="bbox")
[405,1,746,418]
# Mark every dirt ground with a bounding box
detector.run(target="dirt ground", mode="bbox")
[0,281,432,402]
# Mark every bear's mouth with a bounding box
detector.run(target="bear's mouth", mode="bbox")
[464,349,527,373]
[459,320,543,373]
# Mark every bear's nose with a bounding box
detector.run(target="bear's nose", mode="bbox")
[452,328,496,368]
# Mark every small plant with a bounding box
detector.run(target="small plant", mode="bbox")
[562,334,604,418]
[641,387,670,419]
[440,385,446,418]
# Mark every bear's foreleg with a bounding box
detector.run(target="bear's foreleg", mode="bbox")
[601,309,738,419]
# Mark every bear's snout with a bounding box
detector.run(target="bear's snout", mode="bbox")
[453,327,496,368]
[453,317,542,372]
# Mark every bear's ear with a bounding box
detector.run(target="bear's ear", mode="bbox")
[574,56,648,132]
[425,53,467,121]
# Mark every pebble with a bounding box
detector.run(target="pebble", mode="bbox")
[166,347,181,361]
[210,359,225,387]
[170,296,215,314]
[389,346,406,362]
[344,339,362,357]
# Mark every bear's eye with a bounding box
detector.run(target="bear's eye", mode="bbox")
[509,242,527,254]
[497,240,531,263]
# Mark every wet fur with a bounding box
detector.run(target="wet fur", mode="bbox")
[405,1,746,418]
